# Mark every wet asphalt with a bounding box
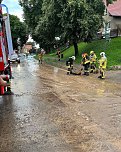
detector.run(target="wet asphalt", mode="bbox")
[0,56,77,152]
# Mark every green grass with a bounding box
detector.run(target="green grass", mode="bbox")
[42,37,121,68]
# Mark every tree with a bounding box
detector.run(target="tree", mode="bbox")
[9,15,28,49]
[34,0,64,51]
[20,0,64,52]
[19,0,43,40]
[60,0,105,56]
[20,0,106,56]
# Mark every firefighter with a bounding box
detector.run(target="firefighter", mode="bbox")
[38,48,45,64]
[90,51,97,73]
[66,56,75,75]
[56,49,61,61]
[81,53,90,76]
[0,75,10,86]
[0,75,11,95]
[98,52,107,79]
[38,53,43,64]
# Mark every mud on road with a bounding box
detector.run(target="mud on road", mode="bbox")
[0,57,121,152]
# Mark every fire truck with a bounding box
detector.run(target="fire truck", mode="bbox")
[0,4,14,95]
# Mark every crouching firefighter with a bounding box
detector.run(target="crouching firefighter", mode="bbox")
[90,51,97,73]
[66,56,75,75]
[0,75,11,95]
[98,52,107,79]
[81,53,90,76]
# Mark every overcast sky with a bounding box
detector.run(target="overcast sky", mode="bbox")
[2,0,23,21]
[1,0,38,45]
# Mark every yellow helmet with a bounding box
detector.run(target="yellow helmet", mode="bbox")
[90,51,94,54]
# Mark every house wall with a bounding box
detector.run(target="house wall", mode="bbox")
[110,16,121,35]
[21,44,32,53]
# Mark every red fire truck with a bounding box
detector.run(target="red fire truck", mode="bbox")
[0,4,13,95]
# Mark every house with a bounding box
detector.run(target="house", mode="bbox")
[107,0,121,36]
[21,43,32,54]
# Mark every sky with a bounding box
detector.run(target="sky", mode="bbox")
[1,0,23,21]
[1,0,39,45]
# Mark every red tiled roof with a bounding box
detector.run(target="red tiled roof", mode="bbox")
[107,0,121,16]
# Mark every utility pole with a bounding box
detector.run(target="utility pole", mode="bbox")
[103,13,111,41]
[102,0,111,50]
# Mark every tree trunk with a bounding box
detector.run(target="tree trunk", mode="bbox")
[45,46,51,54]
[73,40,79,57]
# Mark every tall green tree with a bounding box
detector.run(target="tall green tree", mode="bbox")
[20,0,111,56]
[60,0,105,56]
[34,0,64,51]
[19,0,67,51]
[19,0,43,40]
[9,15,28,49]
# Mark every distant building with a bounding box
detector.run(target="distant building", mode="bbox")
[21,35,39,53]
[106,0,121,36]
[98,0,121,39]
[22,44,32,53]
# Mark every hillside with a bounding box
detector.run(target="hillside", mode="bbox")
[42,37,121,68]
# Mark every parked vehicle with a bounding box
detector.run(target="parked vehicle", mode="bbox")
[18,53,26,58]
[10,53,20,63]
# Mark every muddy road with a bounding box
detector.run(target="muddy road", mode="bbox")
[0,56,121,152]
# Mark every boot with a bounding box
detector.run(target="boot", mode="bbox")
[98,75,102,78]
[86,72,89,76]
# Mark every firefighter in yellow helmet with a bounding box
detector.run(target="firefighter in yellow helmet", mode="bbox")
[90,51,97,73]
[81,53,90,76]
[98,52,107,79]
